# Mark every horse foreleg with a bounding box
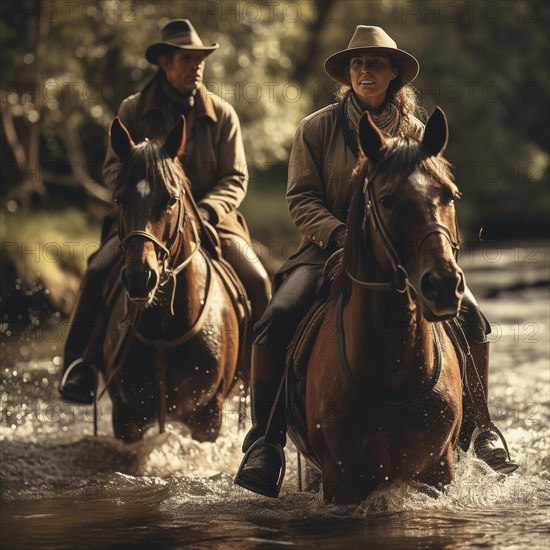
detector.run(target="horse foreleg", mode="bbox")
[112,402,147,443]
[321,457,365,503]
[418,444,455,491]
[186,395,223,443]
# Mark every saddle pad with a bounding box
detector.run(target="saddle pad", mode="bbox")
[286,248,343,385]
[211,256,251,326]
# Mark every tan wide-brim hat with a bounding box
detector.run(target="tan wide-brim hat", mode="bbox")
[145,19,219,65]
[324,26,419,86]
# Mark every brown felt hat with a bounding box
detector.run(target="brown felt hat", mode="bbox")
[145,19,219,65]
[324,26,419,86]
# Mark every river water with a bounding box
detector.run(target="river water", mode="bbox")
[1,243,549,549]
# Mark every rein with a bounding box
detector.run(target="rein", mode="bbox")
[335,294,442,407]
[118,190,201,315]
[346,170,460,294]
[337,164,459,408]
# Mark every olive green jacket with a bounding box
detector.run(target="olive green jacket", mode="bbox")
[103,72,249,239]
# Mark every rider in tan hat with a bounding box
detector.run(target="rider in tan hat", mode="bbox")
[235,25,517,498]
[59,19,271,403]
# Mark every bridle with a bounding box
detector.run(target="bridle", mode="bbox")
[337,163,461,407]
[346,165,461,295]
[117,187,200,314]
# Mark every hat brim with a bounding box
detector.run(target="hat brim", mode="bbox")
[146,42,219,65]
[324,46,419,86]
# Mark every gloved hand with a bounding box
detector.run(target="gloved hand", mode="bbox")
[198,204,218,226]
[328,225,346,253]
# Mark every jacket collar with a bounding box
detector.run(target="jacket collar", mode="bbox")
[140,70,217,122]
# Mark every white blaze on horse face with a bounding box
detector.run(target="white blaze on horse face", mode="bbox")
[136,179,151,198]
[409,169,430,193]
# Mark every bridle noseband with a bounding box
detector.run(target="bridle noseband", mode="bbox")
[347,167,461,295]
[118,188,200,314]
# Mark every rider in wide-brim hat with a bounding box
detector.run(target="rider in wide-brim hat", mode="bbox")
[234,25,517,499]
[145,18,219,64]
[324,25,419,86]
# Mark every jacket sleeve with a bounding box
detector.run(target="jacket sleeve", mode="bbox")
[102,96,140,190]
[286,117,345,250]
[197,104,247,225]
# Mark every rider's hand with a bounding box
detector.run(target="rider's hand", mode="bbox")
[198,204,218,226]
[328,225,346,253]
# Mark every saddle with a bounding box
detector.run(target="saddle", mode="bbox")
[84,219,252,393]
[284,250,343,468]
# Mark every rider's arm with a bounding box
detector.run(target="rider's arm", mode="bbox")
[286,116,345,250]
[197,103,247,226]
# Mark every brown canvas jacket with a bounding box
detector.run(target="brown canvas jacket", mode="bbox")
[103,72,249,240]
[277,101,358,277]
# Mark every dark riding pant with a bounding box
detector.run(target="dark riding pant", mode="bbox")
[254,265,323,349]
[63,234,120,369]
[458,286,491,344]
[254,266,489,350]
[220,234,271,325]
[63,232,270,369]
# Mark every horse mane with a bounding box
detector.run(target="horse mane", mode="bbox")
[331,134,458,301]
[113,140,192,200]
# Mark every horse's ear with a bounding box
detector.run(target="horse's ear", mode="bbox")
[358,111,386,162]
[163,115,186,159]
[110,117,135,160]
[422,107,448,156]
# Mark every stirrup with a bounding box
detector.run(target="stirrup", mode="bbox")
[471,425,519,474]
[59,358,95,405]
[234,437,286,498]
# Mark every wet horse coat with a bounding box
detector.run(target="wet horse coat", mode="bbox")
[295,108,465,502]
[100,116,246,443]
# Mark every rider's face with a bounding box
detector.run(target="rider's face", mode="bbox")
[160,50,205,94]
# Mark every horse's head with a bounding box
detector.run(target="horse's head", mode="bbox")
[110,116,190,304]
[353,107,465,320]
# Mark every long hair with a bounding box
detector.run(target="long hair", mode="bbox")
[335,77,426,137]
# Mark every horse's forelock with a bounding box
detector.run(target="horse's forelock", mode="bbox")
[368,136,457,197]
[116,141,184,197]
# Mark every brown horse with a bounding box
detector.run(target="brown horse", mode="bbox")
[299,108,465,502]
[100,116,246,443]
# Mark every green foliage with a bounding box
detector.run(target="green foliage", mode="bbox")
[1,0,548,245]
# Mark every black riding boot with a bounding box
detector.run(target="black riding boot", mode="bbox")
[59,282,99,404]
[459,342,518,474]
[235,345,287,497]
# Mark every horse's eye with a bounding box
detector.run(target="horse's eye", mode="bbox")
[379,196,397,209]
[167,196,178,208]
[441,190,457,206]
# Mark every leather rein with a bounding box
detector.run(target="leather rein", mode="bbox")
[118,188,200,316]
[337,165,460,407]
[346,166,461,294]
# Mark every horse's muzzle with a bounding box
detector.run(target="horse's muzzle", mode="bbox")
[420,268,465,320]
[121,265,159,301]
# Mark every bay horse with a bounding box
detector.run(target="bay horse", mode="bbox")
[100,116,246,443]
[295,108,465,502]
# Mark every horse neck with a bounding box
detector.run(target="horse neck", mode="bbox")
[169,209,207,331]
[138,205,205,340]
[341,247,435,391]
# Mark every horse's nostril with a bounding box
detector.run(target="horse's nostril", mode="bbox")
[421,271,442,300]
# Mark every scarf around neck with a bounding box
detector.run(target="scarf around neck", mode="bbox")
[345,92,401,137]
